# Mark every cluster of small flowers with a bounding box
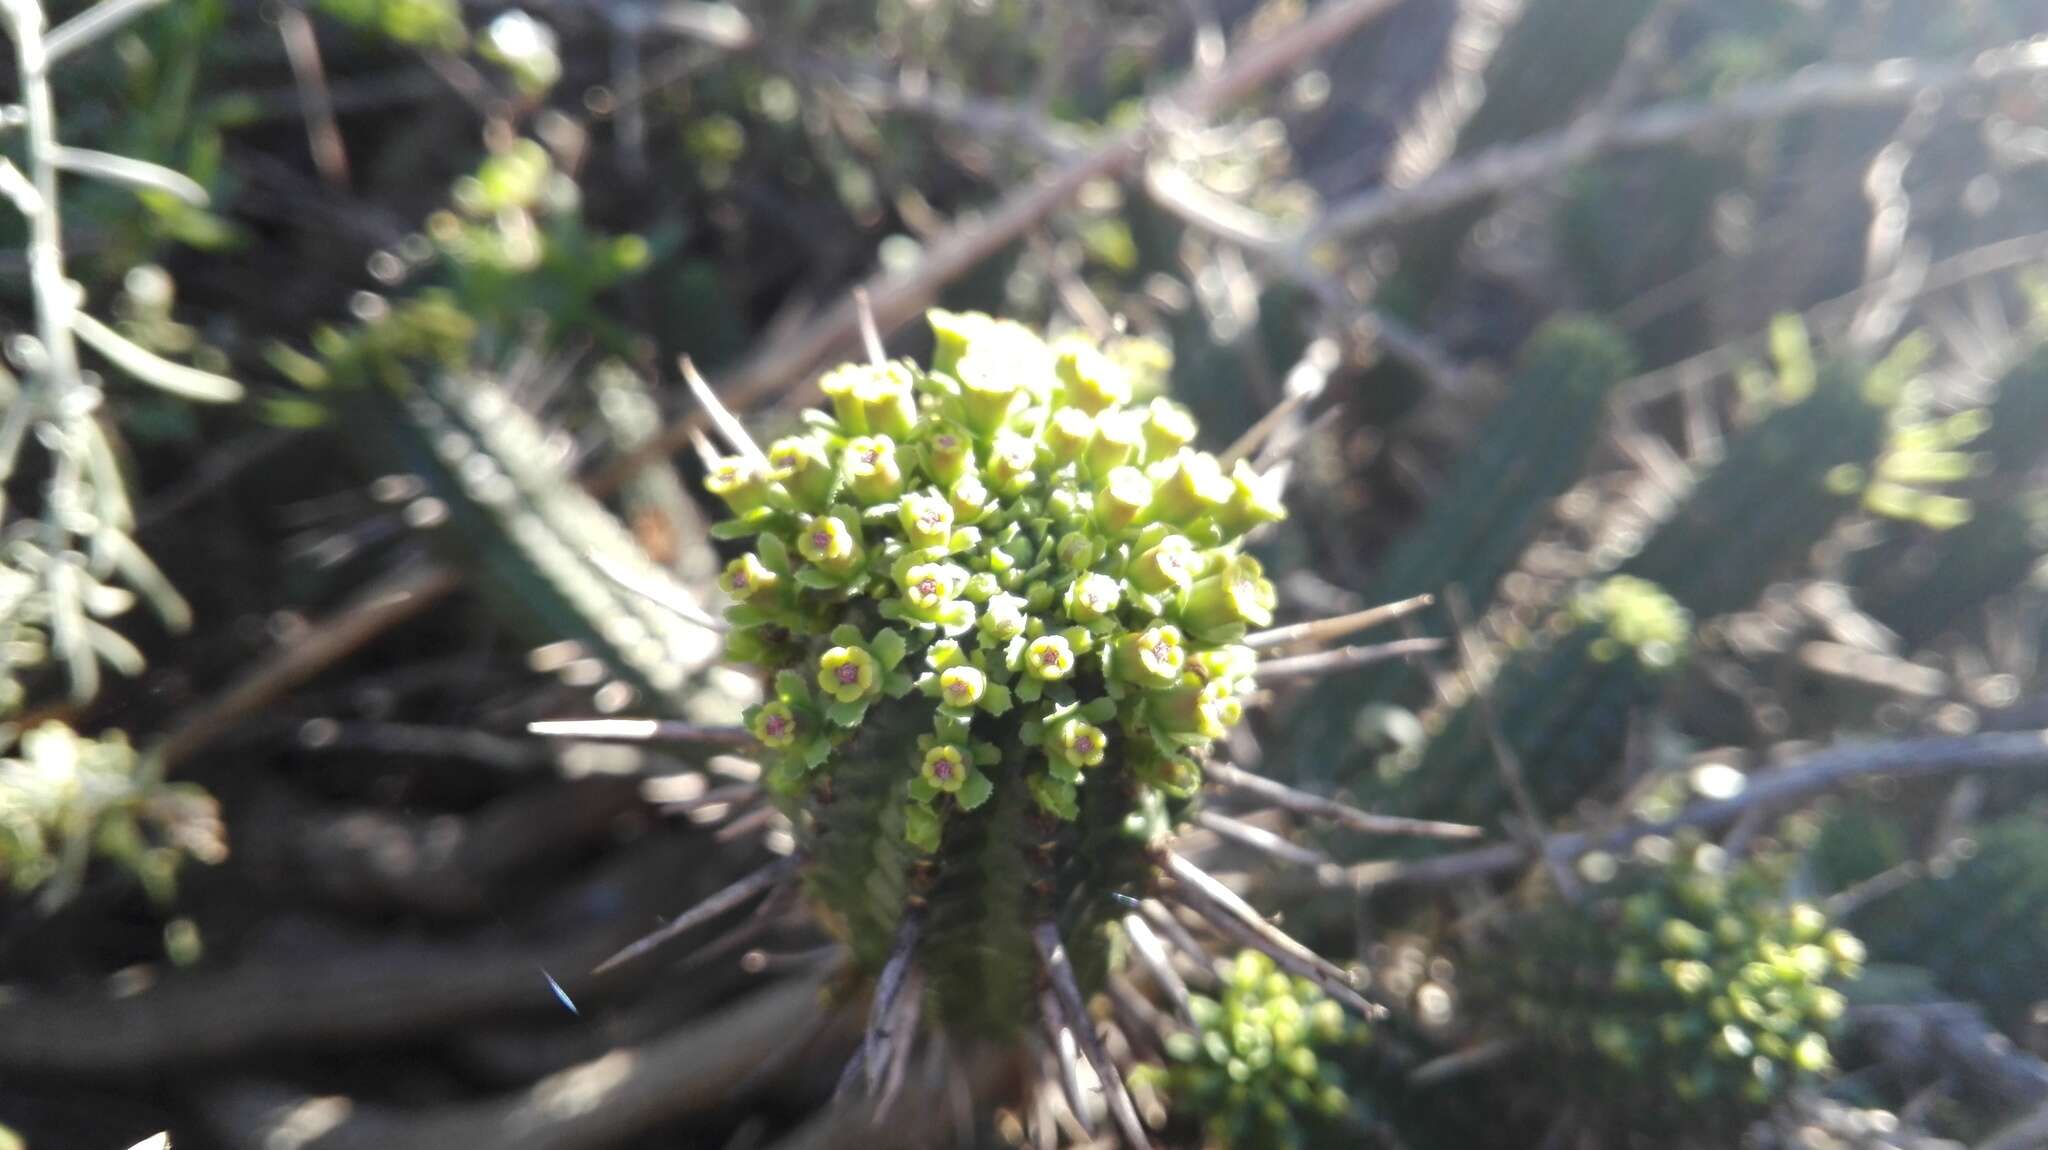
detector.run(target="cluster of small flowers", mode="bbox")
[709,311,1284,850]
[1508,839,1864,1117]
[1137,950,1364,1150]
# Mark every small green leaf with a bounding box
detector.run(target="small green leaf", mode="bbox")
[830,623,863,647]
[710,518,759,540]
[980,681,1014,717]
[971,741,1001,767]
[955,768,994,812]
[1080,697,1118,722]
[801,738,833,771]
[907,776,939,803]
[904,803,943,852]
[1017,678,1044,704]
[774,670,810,703]
[826,698,870,727]
[725,604,767,627]
[870,627,908,670]
[884,670,916,698]
[756,533,790,573]
[795,567,844,589]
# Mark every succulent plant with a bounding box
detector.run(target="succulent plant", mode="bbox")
[1135,949,1368,1150]
[708,310,1287,1032]
[1491,838,1863,1134]
[1369,574,1691,827]
[1848,816,2048,1034]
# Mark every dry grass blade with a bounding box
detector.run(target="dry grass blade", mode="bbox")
[1243,593,1436,650]
[1039,988,1097,1139]
[1203,761,1484,841]
[1120,915,1193,1023]
[1253,637,1447,679]
[1164,852,1377,1019]
[593,854,802,975]
[680,355,768,467]
[864,912,922,1094]
[1194,810,1334,869]
[1033,922,1152,1148]
[586,547,730,632]
[527,717,752,744]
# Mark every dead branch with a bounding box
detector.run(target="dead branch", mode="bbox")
[593,853,803,974]
[1203,761,1484,841]
[1033,921,1152,1149]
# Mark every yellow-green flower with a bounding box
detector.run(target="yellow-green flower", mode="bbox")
[1148,451,1234,525]
[986,431,1038,494]
[1025,634,1075,681]
[1047,407,1095,464]
[1216,459,1287,535]
[767,435,835,509]
[1087,411,1143,477]
[843,436,903,503]
[719,553,779,602]
[818,362,874,433]
[1055,532,1096,572]
[1182,554,1276,633]
[1118,624,1185,687]
[855,362,918,439]
[750,701,799,748]
[938,665,986,709]
[1064,572,1121,623]
[1140,398,1197,460]
[796,513,861,573]
[901,562,963,613]
[956,353,1023,435]
[949,474,991,523]
[817,645,880,702]
[705,456,771,513]
[1057,343,1130,413]
[1191,644,1255,687]
[1152,679,1236,738]
[1131,534,1199,593]
[981,593,1029,640]
[899,491,955,549]
[1052,718,1107,769]
[1095,466,1153,533]
[920,420,976,485]
[921,743,971,794]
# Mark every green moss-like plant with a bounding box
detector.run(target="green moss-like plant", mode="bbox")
[1492,839,1863,1135]
[710,311,1284,1032]
[1136,950,1368,1150]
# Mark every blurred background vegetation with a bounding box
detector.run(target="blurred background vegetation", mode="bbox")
[3,0,2048,1146]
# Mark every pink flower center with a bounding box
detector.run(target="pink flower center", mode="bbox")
[1152,641,1172,664]
[836,664,860,685]
[730,571,748,588]
[931,759,955,781]
[936,436,956,451]
[1041,648,1062,666]
[811,531,831,550]
[918,578,938,597]
[861,448,881,465]
[1074,736,1094,755]
[763,714,788,736]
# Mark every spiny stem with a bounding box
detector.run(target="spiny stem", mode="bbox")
[1163,852,1377,1019]
[1039,988,1097,1139]
[864,911,922,1094]
[853,287,886,366]
[592,853,801,974]
[1194,810,1333,869]
[1033,921,1152,1149]
[1254,637,1446,679]
[586,547,730,632]
[680,355,768,467]
[1243,593,1435,650]
[1203,761,1485,841]
[1120,915,1193,1023]
[527,718,753,745]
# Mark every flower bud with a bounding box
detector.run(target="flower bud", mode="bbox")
[1055,531,1096,572]
[817,362,871,433]
[956,354,1023,436]
[927,308,987,377]
[986,430,1039,494]
[949,474,991,523]
[981,593,1029,640]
